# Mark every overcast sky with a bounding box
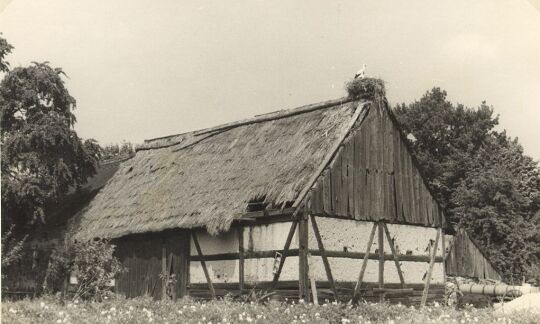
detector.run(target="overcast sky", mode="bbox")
[1,0,539,159]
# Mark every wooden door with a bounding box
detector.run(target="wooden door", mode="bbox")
[114,230,190,299]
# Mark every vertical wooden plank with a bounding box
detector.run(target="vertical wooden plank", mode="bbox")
[323,171,331,215]
[378,222,385,302]
[347,141,355,217]
[161,242,167,300]
[352,222,377,302]
[393,130,403,221]
[363,121,371,220]
[353,134,361,219]
[310,215,339,300]
[421,228,441,307]
[298,214,310,301]
[238,226,245,294]
[191,231,216,299]
[441,230,446,289]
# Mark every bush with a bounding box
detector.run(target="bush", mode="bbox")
[1,225,27,280]
[45,239,124,301]
[345,77,386,100]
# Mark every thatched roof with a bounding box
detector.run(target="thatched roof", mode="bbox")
[74,98,367,240]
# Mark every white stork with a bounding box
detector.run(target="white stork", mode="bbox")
[354,64,366,79]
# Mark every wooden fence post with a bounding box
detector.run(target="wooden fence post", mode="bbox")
[238,226,245,295]
[298,212,310,301]
[378,222,385,302]
[421,228,441,307]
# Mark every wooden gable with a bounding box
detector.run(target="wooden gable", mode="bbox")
[309,104,444,227]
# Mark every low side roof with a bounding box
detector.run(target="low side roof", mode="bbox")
[74,98,365,240]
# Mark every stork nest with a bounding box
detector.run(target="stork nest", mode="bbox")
[345,77,386,101]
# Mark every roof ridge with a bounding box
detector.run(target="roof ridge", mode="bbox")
[144,96,354,144]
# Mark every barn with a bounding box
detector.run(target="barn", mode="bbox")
[73,80,501,304]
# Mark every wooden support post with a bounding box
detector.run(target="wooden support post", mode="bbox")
[238,226,245,295]
[352,222,377,303]
[307,253,318,304]
[298,213,310,301]
[161,243,167,300]
[421,228,441,307]
[378,222,385,302]
[191,231,216,299]
[382,223,405,287]
[441,227,446,289]
[270,220,298,291]
[310,215,339,300]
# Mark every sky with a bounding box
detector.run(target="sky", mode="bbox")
[1,0,539,160]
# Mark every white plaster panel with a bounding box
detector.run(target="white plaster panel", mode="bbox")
[190,260,239,283]
[190,229,238,256]
[245,256,299,282]
[309,257,444,284]
[243,222,298,251]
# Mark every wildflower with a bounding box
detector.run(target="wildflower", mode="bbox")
[9,308,17,314]
[40,302,46,308]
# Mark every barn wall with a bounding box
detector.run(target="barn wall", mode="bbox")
[189,222,299,284]
[445,229,501,281]
[309,107,443,227]
[114,230,189,299]
[308,217,444,284]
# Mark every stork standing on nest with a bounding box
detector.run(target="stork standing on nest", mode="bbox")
[354,64,366,79]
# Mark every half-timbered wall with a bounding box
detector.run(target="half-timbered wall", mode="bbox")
[308,217,444,284]
[190,222,299,284]
[309,107,443,227]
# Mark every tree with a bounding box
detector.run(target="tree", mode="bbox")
[0,33,13,73]
[0,37,100,228]
[394,88,540,282]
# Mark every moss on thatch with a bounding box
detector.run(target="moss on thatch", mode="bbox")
[346,77,386,101]
[73,98,368,240]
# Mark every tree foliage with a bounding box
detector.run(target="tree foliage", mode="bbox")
[101,141,135,161]
[0,33,13,73]
[394,88,540,282]
[0,36,100,228]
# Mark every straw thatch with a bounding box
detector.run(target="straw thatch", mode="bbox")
[74,98,367,240]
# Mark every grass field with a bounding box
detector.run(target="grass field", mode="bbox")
[2,296,537,324]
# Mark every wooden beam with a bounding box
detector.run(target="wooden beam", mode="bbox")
[298,214,309,301]
[382,223,405,287]
[190,248,441,263]
[191,231,216,299]
[352,222,377,303]
[238,226,245,294]
[441,227,446,288]
[310,215,339,300]
[421,228,441,307]
[270,220,299,291]
[378,222,385,302]
[307,253,318,304]
[237,207,296,220]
